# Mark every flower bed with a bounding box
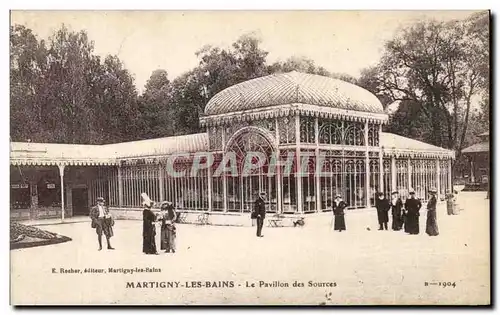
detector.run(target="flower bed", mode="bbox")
[10,222,71,250]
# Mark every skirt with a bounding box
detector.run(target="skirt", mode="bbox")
[333,215,346,231]
[426,210,439,236]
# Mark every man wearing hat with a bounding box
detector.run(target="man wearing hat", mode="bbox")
[253,191,267,237]
[425,187,439,236]
[89,197,115,251]
[375,192,390,230]
[404,188,422,235]
[390,191,404,231]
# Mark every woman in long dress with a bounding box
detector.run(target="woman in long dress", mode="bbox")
[404,189,422,235]
[425,188,439,236]
[332,195,347,232]
[390,191,404,231]
[159,201,177,253]
[142,199,158,254]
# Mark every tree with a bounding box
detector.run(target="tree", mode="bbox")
[136,69,174,139]
[231,32,269,81]
[268,56,330,76]
[95,55,141,143]
[158,33,272,135]
[41,25,99,143]
[10,24,140,144]
[357,66,393,109]
[10,25,48,142]
[359,12,489,160]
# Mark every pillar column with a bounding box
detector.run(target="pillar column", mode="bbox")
[295,115,303,214]
[470,159,475,183]
[66,185,73,217]
[117,165,123,208]
[222,127,228,212]
[158,164,164,201]
[378,151,384,193]
[448,159,453,191]
[58,164,65,222]
[407,157,412,193]
[365,122,370,207]
[276,118,282,214]
[378,124,384,193]
[29,181,38,220]
[207,158,213,212]
[391,156,396,193]
[435,159,441,201]
[315,117,321,212]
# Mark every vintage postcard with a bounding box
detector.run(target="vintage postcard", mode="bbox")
[9,10,490,305]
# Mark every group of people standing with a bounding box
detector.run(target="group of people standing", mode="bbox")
[327,187,440,236]
[376,188,439,236]
[88,194,177,254]
[142,197,178,255]
[90,188,442,252]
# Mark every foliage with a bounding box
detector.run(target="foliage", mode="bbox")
[10,12,489,153]
[358,12,489,160]
[10,24,140,144]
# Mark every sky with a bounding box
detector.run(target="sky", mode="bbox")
[11,10,480,92]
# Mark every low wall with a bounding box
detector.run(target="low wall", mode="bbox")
[11,206,71,221]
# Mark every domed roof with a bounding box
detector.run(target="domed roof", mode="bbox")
[204,71,384,116]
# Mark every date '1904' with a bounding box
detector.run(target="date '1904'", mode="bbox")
[425,282,456,288]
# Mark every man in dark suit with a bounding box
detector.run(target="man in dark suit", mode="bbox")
[375,192,390,230]
[254,192,267,237]
[90,197,115,251]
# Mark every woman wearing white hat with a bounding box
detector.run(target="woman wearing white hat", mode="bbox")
[425,187,439,236]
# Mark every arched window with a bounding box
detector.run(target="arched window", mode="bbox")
[226,130,275,172]
[344,122,365,146]
[300,116,315,143]
[319,120,342,145]
[368,124,380,146]
[225,129,276,213]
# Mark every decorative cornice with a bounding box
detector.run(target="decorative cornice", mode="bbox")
[10,159,118,166]
[382,147,455,159]
[200,103,389,127]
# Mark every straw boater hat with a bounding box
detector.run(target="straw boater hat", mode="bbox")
[429,187,437,193]
[97,197,105,202]
[408,188,415,194]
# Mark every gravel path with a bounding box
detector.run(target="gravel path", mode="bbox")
[10,192,490,305]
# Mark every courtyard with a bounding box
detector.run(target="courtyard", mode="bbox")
[10,192,490,305]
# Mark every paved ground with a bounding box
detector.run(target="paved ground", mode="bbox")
[10,192,490,305]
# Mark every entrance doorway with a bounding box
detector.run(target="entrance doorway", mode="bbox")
[72,188,89,216]
[225,128,277,213]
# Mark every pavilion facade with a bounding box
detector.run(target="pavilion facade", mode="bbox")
[10,71,455,221]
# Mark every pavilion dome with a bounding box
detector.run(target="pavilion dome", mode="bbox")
[204,71,384,116]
